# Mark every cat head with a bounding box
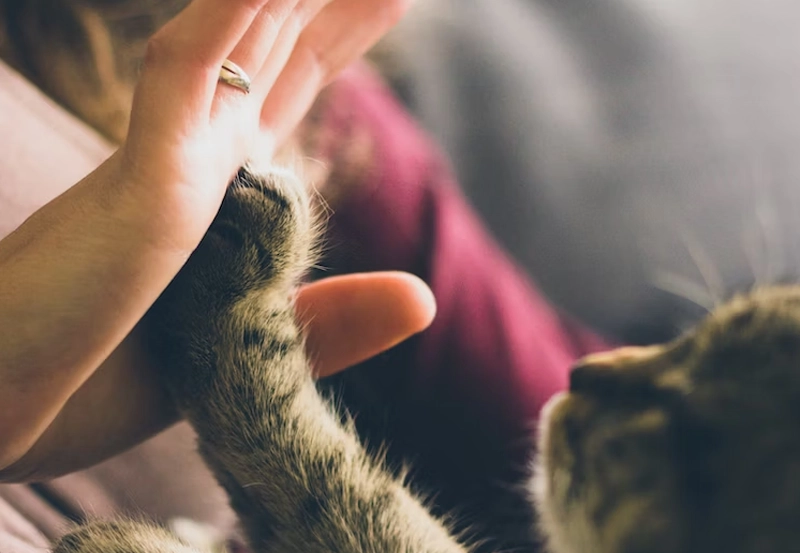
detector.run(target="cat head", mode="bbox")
[533,286,800,553]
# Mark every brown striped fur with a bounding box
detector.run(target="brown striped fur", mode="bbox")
[53,165,470,553]
[534,287,800,553]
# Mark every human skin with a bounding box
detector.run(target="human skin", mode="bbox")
[0,0,430,482]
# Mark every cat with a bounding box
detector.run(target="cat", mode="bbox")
[34,153,800,553]
[533,286,800,553]
[52,166,471,553]
[50,163,800,553]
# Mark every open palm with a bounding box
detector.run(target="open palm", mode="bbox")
[119,0,408,254]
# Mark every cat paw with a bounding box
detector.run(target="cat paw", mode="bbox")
[54,520,196,553]
[145,166,313,401]
[151,167,311,324]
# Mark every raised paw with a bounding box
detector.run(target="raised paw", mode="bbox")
[144,166,314,410]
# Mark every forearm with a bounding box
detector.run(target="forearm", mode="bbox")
[0,154,190,471]
[0,326,178,482]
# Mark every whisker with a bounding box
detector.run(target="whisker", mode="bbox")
[651,271,715,314]
[675,226,725,307]
[754,197,785,288]
[741,168,787,293]
[741,219,765,291]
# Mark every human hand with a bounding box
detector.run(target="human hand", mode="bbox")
[0,0,411,479]
[119,0,409,251]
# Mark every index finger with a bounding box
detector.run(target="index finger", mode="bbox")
[259,0,410,140]
[296,272,436,377]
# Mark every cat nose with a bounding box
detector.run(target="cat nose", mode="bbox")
[578,346,660,367]
[569,346,660,393]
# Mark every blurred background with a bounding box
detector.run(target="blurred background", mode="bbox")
[380,0,800,344]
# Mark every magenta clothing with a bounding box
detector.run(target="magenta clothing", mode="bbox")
[314,66,609,551]
[0,66,608,552]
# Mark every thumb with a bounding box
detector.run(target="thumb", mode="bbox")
[296,272,436,377]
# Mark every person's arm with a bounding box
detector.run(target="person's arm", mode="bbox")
[0,0,423,482]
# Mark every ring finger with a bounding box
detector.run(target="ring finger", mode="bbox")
[214,0,300,107]
[218,0,332,108]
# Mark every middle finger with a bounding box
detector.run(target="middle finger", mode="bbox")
[247,0,333,98]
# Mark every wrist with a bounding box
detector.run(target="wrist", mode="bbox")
[0,155,199,467]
